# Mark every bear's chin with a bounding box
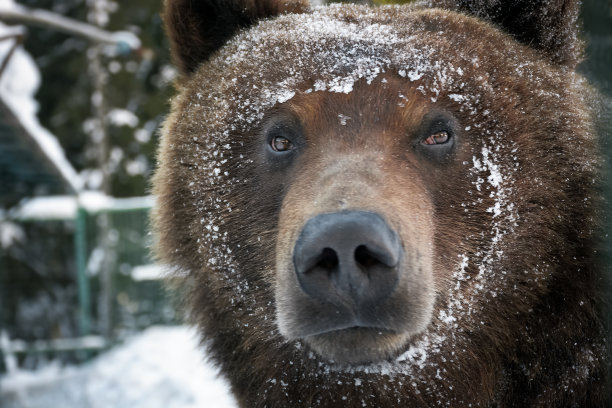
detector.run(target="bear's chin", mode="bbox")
[303,327,411,365]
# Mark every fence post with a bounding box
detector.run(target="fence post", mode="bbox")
[75,207,91,336]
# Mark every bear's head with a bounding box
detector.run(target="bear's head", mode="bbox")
[153,0,607,405]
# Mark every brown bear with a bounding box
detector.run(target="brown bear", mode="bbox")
[152,0,609,406]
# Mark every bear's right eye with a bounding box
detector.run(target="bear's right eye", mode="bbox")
[423,130,450,146]
[270,136,294,152]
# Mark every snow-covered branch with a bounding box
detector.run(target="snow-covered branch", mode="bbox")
[0,2,140,51]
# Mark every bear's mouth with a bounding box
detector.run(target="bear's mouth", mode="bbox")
[303,326,411,365]
[305,325,397,338]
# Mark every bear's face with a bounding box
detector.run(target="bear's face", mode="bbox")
[159,5,592,365]
[154,0,606,405]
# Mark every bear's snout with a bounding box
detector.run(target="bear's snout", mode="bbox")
[293,211,402,309]
[270,84,438,364]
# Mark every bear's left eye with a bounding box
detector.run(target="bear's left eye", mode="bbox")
[271,136,294,152]
[423,131,450,145]
[413,111,459,163]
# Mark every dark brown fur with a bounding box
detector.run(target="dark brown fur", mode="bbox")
[429,0,583,67]
[153,0,609,406]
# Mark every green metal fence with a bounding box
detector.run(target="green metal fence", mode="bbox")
[0,195,177,370]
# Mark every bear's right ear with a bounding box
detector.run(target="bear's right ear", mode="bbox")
[163,0,309,77]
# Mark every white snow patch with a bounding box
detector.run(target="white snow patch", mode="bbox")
[438,309,457,324]
[125,155,149,176]
[107,108,139,128]
[10,193,154,220]
[395,337,433,370]
[338,114,351,126]
[10,195,78,220]
[134,128,152,143]
[407,70,424,81]
[448,93,465,102]
[0,220,25,249]
[0,326,238,408]
[0,0,19,11]
[276,90,296,104]
[130,264,166,281]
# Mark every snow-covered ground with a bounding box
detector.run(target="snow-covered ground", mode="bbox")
[0,326,237,408]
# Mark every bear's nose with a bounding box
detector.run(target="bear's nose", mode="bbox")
[293,211,402,309]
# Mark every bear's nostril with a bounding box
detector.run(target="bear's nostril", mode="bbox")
[317,247,339,272]
[354,245,380,269]
[355,244,400,269]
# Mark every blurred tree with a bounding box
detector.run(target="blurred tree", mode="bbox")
[581,0,612,97]
[580,0,612,304]
[0,0,173,352]
[19,0,172,198]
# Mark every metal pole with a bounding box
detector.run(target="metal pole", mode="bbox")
[74,207,90,336]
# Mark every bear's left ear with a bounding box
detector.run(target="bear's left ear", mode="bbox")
[430,0,583,68]
[163,0,309,77]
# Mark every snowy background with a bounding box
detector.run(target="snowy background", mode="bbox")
[1,326,238,408]
[0,0,237,405]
